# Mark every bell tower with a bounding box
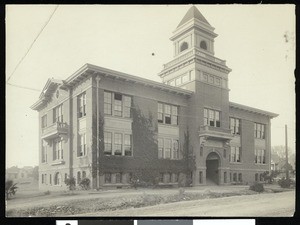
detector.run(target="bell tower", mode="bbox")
[158,6,231,92]
[159,6,233,186]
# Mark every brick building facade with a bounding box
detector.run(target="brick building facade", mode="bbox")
[31,6,278,190]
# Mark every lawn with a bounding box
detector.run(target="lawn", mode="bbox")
[6,183,292,217]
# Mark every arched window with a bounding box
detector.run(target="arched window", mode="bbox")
[82,171,86,179]
[180,42,188,52]
[54,172,61,185]
[77,171,81,184]
[200,40,207,50]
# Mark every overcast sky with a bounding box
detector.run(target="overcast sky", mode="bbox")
[6,5,295,168]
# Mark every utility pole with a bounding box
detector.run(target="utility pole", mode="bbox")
[285,124,289,179]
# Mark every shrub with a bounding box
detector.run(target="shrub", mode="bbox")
[79,178,91,190]
[65,177,76,191]
[278,177,292,188]
[5,180,18,200]
[44,190,50,195]
[249,182,264,193]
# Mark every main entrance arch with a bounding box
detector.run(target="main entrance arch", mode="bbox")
[206,152,220,185]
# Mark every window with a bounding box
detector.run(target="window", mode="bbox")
[82,171,86,179]
[204,108,220,127]
[215,78,221,86]
[172,140,179,159]
[78,133,86,157]
[124,134,132,156]
[158,138,163,159]
[54,172,61,185]
[233,173,237,182]
[116,173,122,183]
[53,105,63,123]
[42,174,44,184]
[65,173,68,181]
[123,96,131,118]
[114,93,122,117]
[255,149,266,164]
[230,146,241,163]
[53,138,63,160]
[104,132,112,155]
[254,123,265,139]
[45,174,47,184]
[200,40,207,50]
[158,103,163,123]
[199,171,203,184]
[104,91,132,118]
[104,92,112,115]
[164,139,171,159]
[230,173,232,182]
[164,105,171,124]
[209,76,214,84]
[173,173,179,183]
[230,118,240,135]
[165,173,171,183]
[158,103,178,125]
[105,173,111,183]
[224,172,227,183]
[41,115,47,128]
[171,106,178,125]
[77,171,81,184]
[114,133,122,156]
[260,174,264,181]
[223,149,226,158]
[78,92,86,118]
[255,173,258,181]
[42,140,47,163]
[50,174,52,185]
[238,173,243,182]
[159,173,164,183]
[180,42,188,52]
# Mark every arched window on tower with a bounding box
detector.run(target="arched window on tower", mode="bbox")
[180,42,188,52]
[200,40,207,50]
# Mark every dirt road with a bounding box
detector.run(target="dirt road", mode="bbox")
[78,190,295,217]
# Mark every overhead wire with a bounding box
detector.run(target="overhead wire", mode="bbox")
[6,5,59,84]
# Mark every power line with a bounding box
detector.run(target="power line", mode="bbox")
[7,82,41,92]
[6,5,59,83]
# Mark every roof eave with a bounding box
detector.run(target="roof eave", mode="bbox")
[229,102,279,118]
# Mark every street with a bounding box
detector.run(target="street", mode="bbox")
[78,190,295,217]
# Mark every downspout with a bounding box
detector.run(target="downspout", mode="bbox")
[96,76,101,188]
[69,88,73,181]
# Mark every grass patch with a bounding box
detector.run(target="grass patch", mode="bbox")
[6,188,258,217]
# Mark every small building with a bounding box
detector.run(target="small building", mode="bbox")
[31,6,278,190]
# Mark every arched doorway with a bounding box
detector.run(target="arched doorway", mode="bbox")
[206,152,220,185]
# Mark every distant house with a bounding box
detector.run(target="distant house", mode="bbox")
[6,166,34,180]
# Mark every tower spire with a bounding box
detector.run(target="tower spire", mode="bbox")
[177,5,210,28]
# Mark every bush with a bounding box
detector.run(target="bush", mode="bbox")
[65,177,76,191]
[5,180,18,200]
[44,190,50,195]
[249,182,264,193]
[278,177,293,188]
[79,178,91,190]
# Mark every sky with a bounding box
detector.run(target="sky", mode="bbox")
[6,5,295,168]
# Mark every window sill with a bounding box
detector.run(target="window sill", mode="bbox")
[230,162,242,165]
[255,163,267,165]
[158,123,179,127]
[104,154,133,157]
[51,160,65,166]
[104,115,133,121]
[77,155,87,159]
